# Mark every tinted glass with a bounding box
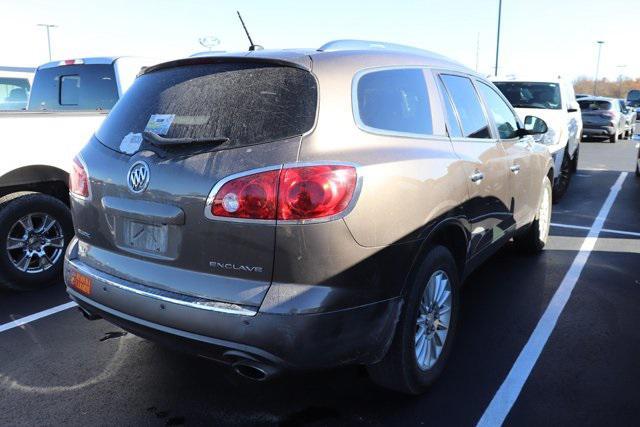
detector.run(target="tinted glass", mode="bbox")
[96,62,318,153]
[627,90,640,101]
[493,82,561,110]
[356,68,432,135]
[60,75,80,105]
[440,75,491,139]
[436,77,463,138]
[0,77,30,110]
[578,100,612,111]
[477,82,519,139]
[28,64,118,111]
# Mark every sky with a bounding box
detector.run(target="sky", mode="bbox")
[2,0,638,81]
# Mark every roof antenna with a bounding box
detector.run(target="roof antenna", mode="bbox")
[237,11,263,51]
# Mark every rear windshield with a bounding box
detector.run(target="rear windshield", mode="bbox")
[493,81,561,110]
[96,62,318,152]
[578,100,611,111]
[28,64,118,111]
[0,77,30,110]
[627,90,640,102]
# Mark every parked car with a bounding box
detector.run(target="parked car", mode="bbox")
[618,99,636,138]
[0,57,158,291]
[64,41,553,394]
[493,76,581,200]
[578,97,626,143]
[0,66,35,110]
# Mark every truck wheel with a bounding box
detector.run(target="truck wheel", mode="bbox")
[553,150,572,202]
[0,193,73,291]
[514,176,552,253]
[570,146,579,173]
[367,245,460,394]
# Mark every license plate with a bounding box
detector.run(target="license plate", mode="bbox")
[122,220,168,254]
[70,272,92,295]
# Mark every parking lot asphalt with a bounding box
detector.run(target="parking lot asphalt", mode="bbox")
[0,140,638,426]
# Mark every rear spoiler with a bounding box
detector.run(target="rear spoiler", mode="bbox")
[140,56,310,76]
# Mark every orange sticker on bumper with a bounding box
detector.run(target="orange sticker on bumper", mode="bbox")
[70,272,92,295]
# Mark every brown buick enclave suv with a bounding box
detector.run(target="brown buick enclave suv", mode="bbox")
[64,40,554,394]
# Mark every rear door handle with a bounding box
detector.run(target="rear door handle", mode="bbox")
[470,171,484,183]
[510,164,521,173]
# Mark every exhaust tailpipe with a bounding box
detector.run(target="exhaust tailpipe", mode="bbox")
[78,306,101,321]
[232,361,277,381]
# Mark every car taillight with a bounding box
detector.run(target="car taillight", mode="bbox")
[600,111,615,118]
[212,170,280,220]
[70,157,89,198]
[210,165,357,221]
[277,165,356,220]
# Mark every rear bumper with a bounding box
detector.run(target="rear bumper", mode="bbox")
[64,258,400,371]
[582,125,615,138]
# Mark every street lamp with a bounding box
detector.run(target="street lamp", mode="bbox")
[593,40,604,96]
[37,24,58,61]
[494,0,503,76]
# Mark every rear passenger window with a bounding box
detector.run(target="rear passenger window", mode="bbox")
[436,77,463,138]
[439,74,491,139]
[356,68,432,135]
[60,75,80,105]
[477,82,519,139]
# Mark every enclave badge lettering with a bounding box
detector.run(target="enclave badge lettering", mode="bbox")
[209,261,264,273]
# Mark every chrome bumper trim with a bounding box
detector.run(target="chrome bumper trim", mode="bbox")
[66,259,258,316]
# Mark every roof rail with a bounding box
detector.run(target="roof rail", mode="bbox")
[318,39,430,55]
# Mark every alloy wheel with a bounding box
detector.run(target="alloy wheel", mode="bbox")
[415,270,452,371]
[6,213,65,274]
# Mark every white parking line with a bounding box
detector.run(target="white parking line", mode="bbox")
[0,301,77,333]
[477,172,628,427]
[552,222,640,238]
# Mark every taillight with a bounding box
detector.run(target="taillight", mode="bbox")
[209,165,357,221]
[212,170,279,220]
[277,165,356,220]
[70,157,89,198]
[600,111,615,118]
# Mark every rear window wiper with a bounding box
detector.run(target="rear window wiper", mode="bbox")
[142,131,229,147]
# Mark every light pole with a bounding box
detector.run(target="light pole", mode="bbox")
[593,40,604,96]
[37,24,58,61]
[494,0,502,76]
[617,65,627,98]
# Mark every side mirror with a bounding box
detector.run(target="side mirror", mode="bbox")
[518,115,548,137]
[567,100,580,113]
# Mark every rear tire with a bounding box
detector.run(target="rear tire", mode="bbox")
[0,193,73,291]
[514,176,552,253]
[367,245,460,394]
[609,132,618,143]
[552,150,572,202]
[570,146,579,173]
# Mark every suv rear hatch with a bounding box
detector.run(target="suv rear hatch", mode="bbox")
[72,58,317,308]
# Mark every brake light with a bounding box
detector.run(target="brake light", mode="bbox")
[70,157,89,198]
[278,165,356,220]
[59,59,84,66]
[600,111,615,118]
[210,165,357,221]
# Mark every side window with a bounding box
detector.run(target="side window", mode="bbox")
[439,74,491,139]
[477,81,519,139]
[356,68,433,135]
[60,75,80,105]
[435,77,463,138]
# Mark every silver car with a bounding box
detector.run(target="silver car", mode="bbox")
[65,40,553,394]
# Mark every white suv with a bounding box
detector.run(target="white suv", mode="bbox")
[493,76,582,200]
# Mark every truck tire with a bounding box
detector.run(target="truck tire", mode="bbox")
[553,150,572,202]
[367,245,460,394]
[514,176,552,253]
[0,192,73,291]
[570,146,579,173]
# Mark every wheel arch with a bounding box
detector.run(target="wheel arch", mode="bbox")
[403,216,470,294]
[0,165,70,205]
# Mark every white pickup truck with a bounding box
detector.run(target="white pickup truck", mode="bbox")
[0,57,156,290]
